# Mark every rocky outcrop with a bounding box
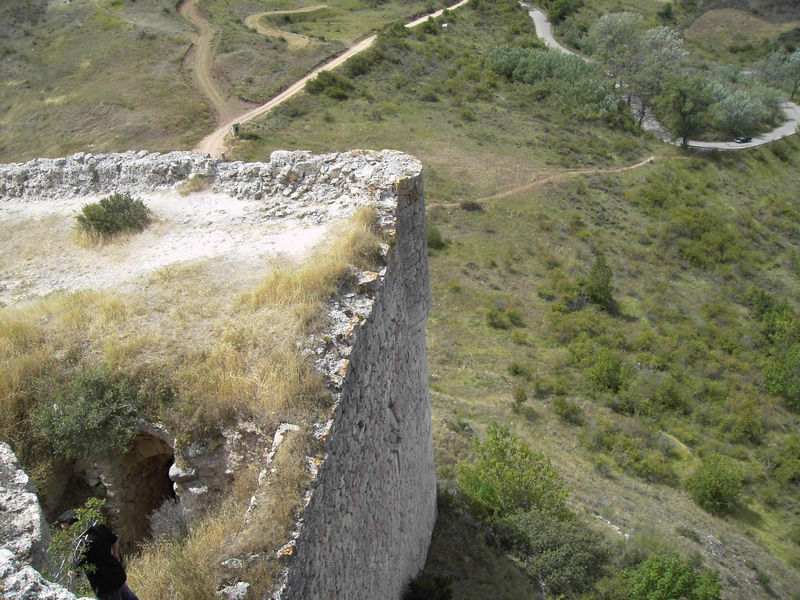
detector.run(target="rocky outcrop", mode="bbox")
[0,443,82,599]
[0,442,50,571]
[0,549,81,600]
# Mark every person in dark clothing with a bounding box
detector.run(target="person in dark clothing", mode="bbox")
[79,524,139,600]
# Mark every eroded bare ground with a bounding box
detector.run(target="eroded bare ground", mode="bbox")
[0,189,333,307]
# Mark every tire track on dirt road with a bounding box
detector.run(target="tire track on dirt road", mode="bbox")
[178,0,243,125]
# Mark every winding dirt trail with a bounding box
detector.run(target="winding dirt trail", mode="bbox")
[244,5,327,51]
[195,0,470,157]
[178,0,243,125]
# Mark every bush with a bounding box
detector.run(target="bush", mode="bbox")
[494,509,608,597]
[625,553,722,600]
[685,454,743,515]
[508,361,532,380]
[457,422,570,519]
[512,386,527,413]
[31,364,141,460]
[584,420,677,484]
[148,498,189,542]
[486,306,511,329]
[305,70,355,99]
[403,573,453,600]
[459,200,483,211]
[553,396,584,425]
[582,254,614,309]
[75,192,151,238]
[588,349,630,393]
[484,45,619,121]
[46,497,106,594]
[427,223,447,251]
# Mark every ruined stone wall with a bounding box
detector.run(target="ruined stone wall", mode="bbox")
[276,169,436,600]
[0,150,436,600]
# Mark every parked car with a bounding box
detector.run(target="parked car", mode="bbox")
[734,136,752,143]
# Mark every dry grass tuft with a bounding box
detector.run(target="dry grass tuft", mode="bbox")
[177,175,214,196]
[128,432,311,600]
[244,205,383,326]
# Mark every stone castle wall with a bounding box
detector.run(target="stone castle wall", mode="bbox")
[0,150,436,600]
[275,167,436,599]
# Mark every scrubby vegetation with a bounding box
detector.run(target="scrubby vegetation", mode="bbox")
[1,206,387,597]
[75,192,152,241]
[228,0,800,595]
[4,0,800,597]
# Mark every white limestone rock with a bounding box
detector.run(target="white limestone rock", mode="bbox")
[0,442,50,571]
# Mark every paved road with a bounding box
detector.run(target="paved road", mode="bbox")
[522,3,800,150]
[196,0,470,157]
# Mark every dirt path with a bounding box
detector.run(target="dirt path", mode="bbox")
[196,0,470,157]
[522,3,800,151]
[178,0,244,125]
[426,155,663,210]
[244,5,327,51]
[483,155,658,201]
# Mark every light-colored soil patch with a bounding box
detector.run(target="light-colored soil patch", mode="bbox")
[686,8,800,52]
[0,189,332,306]
[244,5,327,51]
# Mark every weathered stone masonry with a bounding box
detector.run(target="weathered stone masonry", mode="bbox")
[277,170,436,599]
[0,149,436,600]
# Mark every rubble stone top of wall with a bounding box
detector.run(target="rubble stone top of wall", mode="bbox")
[0,149,422,224]
[0,149,422,305]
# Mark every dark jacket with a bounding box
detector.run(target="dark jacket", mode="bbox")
[80,524,126,596]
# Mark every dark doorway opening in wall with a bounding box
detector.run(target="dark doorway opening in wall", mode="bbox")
[113,431,175,552]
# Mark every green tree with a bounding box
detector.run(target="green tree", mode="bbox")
[659,72,713,148]
[764,310,800,410]
[587,11,644,88]
[457,422,570,519]
[625,553,722,600]
[685,454,743,515]
[583,253,614,308]
[756,49,800,100]
[631,26,687,126]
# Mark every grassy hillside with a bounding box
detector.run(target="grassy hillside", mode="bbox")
[230,1,800,597]
[0,0,211,161]
[0,0,440,162]
[3,0,800,597]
